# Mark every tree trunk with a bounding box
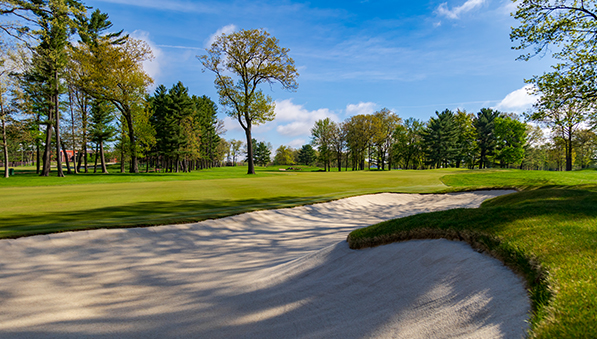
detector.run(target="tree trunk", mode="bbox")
[566,127,573,171]
[41,123,53,176]
[60,140,72,174]
[54,72,64,178]
[69,88,78,174]
[120,149,125,173]
[100,141,108,174]
[94,144,99,173]
[245,127,255,175]
[2,113,8,178]
[123,107,139,173]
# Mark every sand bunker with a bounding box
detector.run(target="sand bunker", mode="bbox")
[0,191,529,338]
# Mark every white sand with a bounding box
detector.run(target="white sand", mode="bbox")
[0,190,529,338]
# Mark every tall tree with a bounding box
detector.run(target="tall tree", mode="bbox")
[494,115,528,168]
[89,99,115,173]
[421,109,458,168]
[474,108,500,169]
[311,117,335,171]
[526,72,594,171]
[70,36,153,173]
[229,139,243,166]
[199,28,298,175]
[393,117,424,170]
[371,108,400,170]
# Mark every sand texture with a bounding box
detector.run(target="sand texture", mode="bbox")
[0,191,529,338]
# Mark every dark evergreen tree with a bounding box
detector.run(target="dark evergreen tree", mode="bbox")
[474,108,500,169]
[421,109,458,168]
[298,144,316,166]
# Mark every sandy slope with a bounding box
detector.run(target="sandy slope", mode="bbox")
[0,191,529,338]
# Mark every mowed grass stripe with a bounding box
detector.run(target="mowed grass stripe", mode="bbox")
[0,169,453,238]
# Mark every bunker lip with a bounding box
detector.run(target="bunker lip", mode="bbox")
[0,191,528,338]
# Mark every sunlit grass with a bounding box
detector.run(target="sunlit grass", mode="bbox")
[348,186,597,338]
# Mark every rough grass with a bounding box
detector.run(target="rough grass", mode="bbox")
[347,186,597,338]
[441,168,597,190]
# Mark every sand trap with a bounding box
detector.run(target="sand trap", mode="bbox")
[0,191,529,338]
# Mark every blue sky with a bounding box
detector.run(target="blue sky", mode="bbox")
[84,0,553,149]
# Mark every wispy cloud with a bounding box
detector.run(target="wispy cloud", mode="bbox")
[157,44,204,51]
[130,30,163,84]
[92,0,216,13]
[436,0,486,19]
[346,102,377,116]
[206,24,237,48]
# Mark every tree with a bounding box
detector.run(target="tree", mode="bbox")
[274,145,294,165]
[421,109,458,168]
[474,108,500,169]
[393,117,424,170]
[199,28,298,175]
[453,110,476,168]
[345,114,375,170]
[311,117,335,171]
[70,36,153,173]
[229,139,243,165]
[574,129,597,169]
[526,72,594,171]
[511,1,597,101]
[89,99,115,173]
[371,108,400,170]
[330,121,347,171]
[298,144,316,166]
[494,115,528,168]
[248,139,271,167]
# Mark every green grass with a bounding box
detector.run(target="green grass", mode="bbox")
[441,168,597,189]
[348,186,597,338]
[0,164,324,187]
[3,167,597,337]
[0,168,456,238]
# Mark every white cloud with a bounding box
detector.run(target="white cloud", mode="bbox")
[130,30,164,83]
[206,24,237,48]
[346,102,377,116]
[288,138,306,149]
[495,85,539,113]
[274,99,340,137]
[436,0,486,19]
[222,116,242,133]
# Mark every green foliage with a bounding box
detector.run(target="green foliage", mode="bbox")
[494,115,527,167]
[274,145,295,165]
[199,28,298,174]
[421,109,458,168]
[474,108,500,169]
[393,117,424,169]
[297,144,316,166]
[311,117,335,171]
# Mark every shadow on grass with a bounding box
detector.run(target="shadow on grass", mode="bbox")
[0,196,330,239]
[348,185,597,337]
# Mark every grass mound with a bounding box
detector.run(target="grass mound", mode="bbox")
[347,186,597,338]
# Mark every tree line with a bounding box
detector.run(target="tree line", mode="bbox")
[0,1,226,177]
[288,107,596,171]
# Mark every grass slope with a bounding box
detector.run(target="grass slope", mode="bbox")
[0,168,454,238]
[348,185,597,338]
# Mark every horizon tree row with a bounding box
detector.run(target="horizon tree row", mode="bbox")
[301,107,597,171]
